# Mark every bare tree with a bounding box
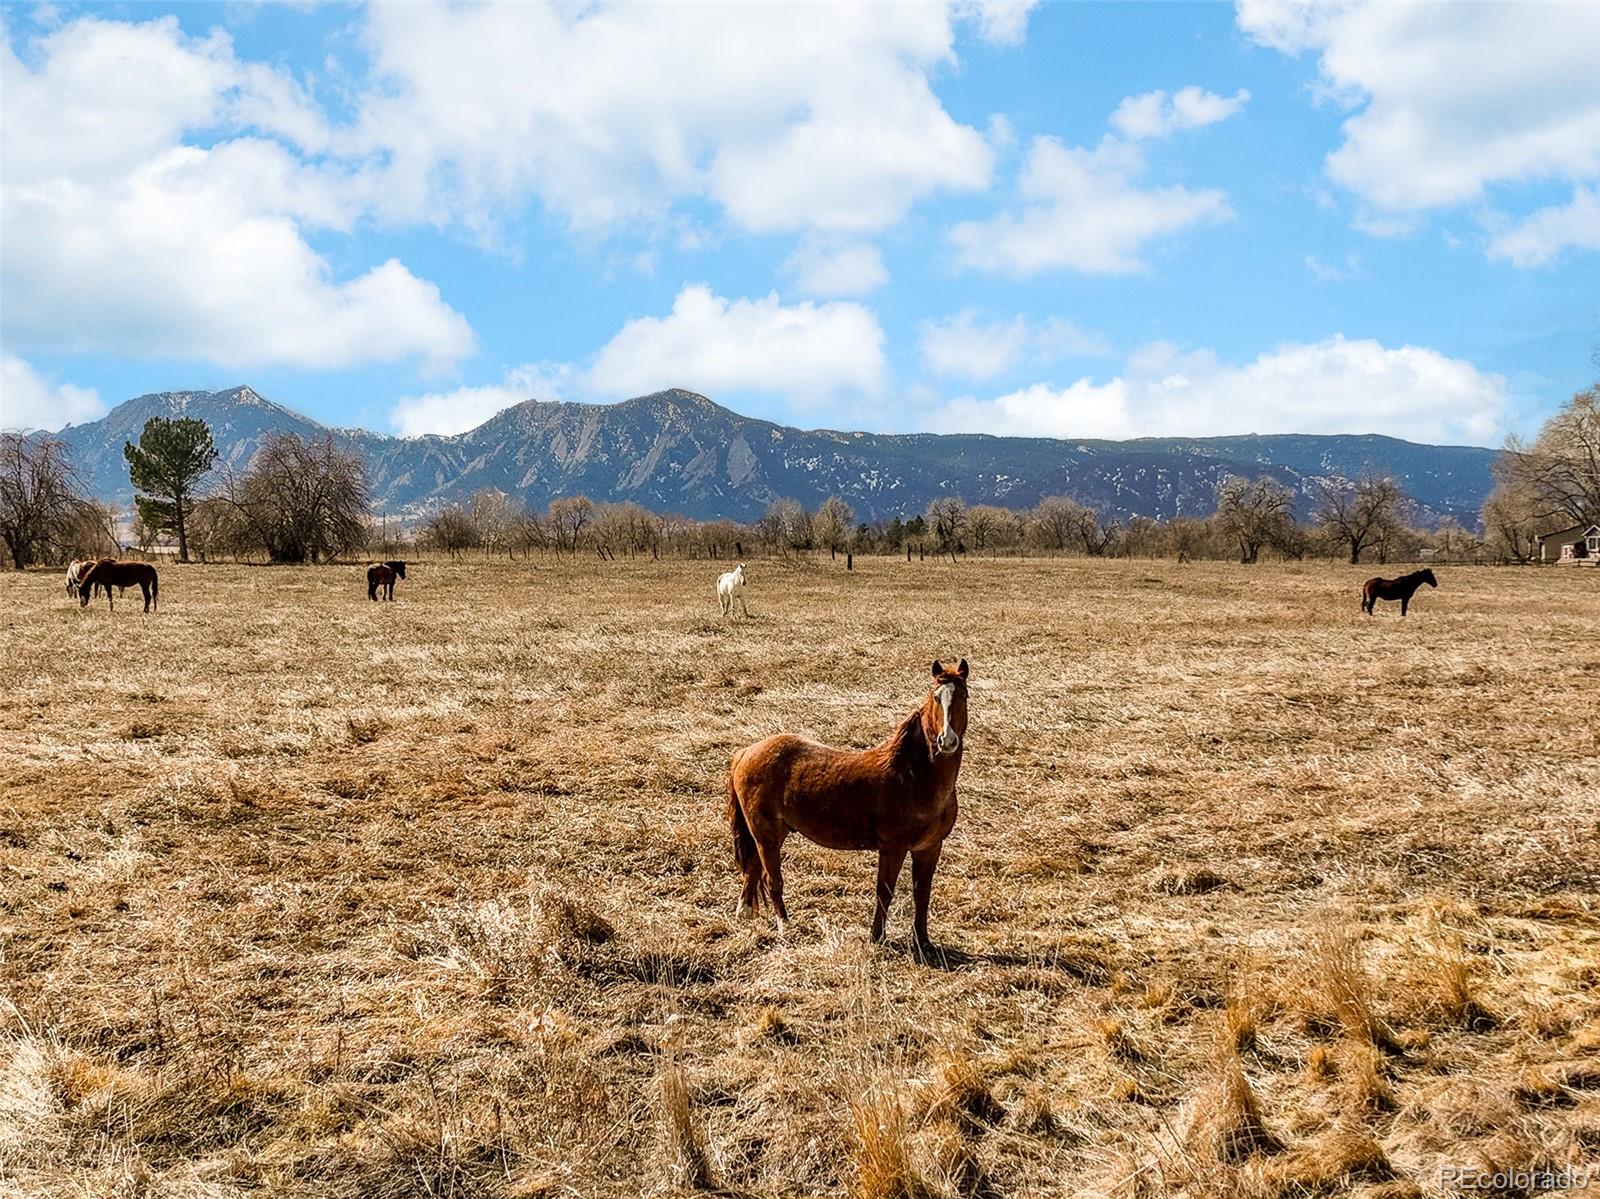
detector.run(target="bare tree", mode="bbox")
[1028,496,1079,553]
[591,501,659,557]
[813,496,854,558]
[925,496,967,562]
[470,488,512,556]
[1488,384,1600,535]
[1066,502,1120,557]
[421,505,478,558]
[224,432,368,563]
[1480,478,1543,563]
[508,508,549,558]
[965,505,1015,556]
[547,496,595,553]
[756,498,811,554]
[698,518,744,559]
[1214,476,1298,564]
[1166,516,1212,562]
[188,496,253,562]
[1316,477,1404,565]
[0,434,87,569]
[130,507,159,553]
[63,500,123,560]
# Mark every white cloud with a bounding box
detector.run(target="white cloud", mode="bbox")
[1111,86,1250,140]
[1237,0,1600,259]
[587,286,885,406]
[920,310,1109,380]
[0,17,473,372]
[782,240,889,297]
[0,356,105,431]
[928,336,1508,444]
[1305,251,1361,282]
[391,363,578,438]
[391,286,890,431]
[351,1,1003,236]
[1488,186,1600,268]
[949,136,1232,275]
[953,0,1041,47]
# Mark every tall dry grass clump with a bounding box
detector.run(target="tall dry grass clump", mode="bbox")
[1185,1034,1281,1166]
[657,1058,713,1191]
[849,1083,927,1199]
[1309,917,1399,1051]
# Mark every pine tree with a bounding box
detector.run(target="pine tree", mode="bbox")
[123,417,217,563]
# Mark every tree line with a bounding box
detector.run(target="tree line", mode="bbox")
[4,377,1597,569]
[1,423,367,568]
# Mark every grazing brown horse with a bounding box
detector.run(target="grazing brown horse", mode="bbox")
[367,560,406,601]
[727,659,969,957]
[1362,567,1436,617]
[78,560,158,612]
[66,557,114,599]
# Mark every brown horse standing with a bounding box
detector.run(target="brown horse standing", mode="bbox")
[367,560,406,601]
[1362,568,1436,617]
[727,659,969,957]
[78,560,158,612]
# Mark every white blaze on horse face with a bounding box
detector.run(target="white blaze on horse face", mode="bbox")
[934,683,960,754]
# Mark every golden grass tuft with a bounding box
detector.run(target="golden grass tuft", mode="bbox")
[917,1050,1003,1132]
[1097,1017,1146,1064]
[657,1059,714,1191]
[1421,927,1499,1031]
[850,1084,929,1199]
[1263,1127,1394,1193]
[1186,1039,1282,1165]
[1340,1042,1397,1114]
[1308,918,1400,1052]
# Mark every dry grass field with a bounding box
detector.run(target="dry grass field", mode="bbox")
[2,556,1598,1199]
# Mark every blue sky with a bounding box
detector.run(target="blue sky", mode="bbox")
[2,0,1597,448]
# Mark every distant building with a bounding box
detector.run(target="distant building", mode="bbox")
[1536,522,1600,564]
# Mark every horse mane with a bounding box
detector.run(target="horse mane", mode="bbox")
[883,699,934,769]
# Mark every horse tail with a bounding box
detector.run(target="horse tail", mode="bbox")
[728,768,756,878]
[150,570,158,611]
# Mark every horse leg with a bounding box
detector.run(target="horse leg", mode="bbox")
[870,846,908,943]
[910,843,944,958]
[739,593,750,618]
[1401,595,1408,617]
[738,858,762,916]
[754,835,788,929]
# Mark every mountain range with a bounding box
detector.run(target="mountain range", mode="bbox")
[49,386,1500,526]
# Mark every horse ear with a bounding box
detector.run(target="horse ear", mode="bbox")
[931,659,943,678]
[957,658,969,679]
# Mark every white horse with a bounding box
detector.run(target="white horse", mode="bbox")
[717,563,750,617]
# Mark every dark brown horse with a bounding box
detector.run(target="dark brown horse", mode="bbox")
[727,659,969,957]
[1362,567,1436,616]
[367,560,406,601]
[78,560,158,612]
